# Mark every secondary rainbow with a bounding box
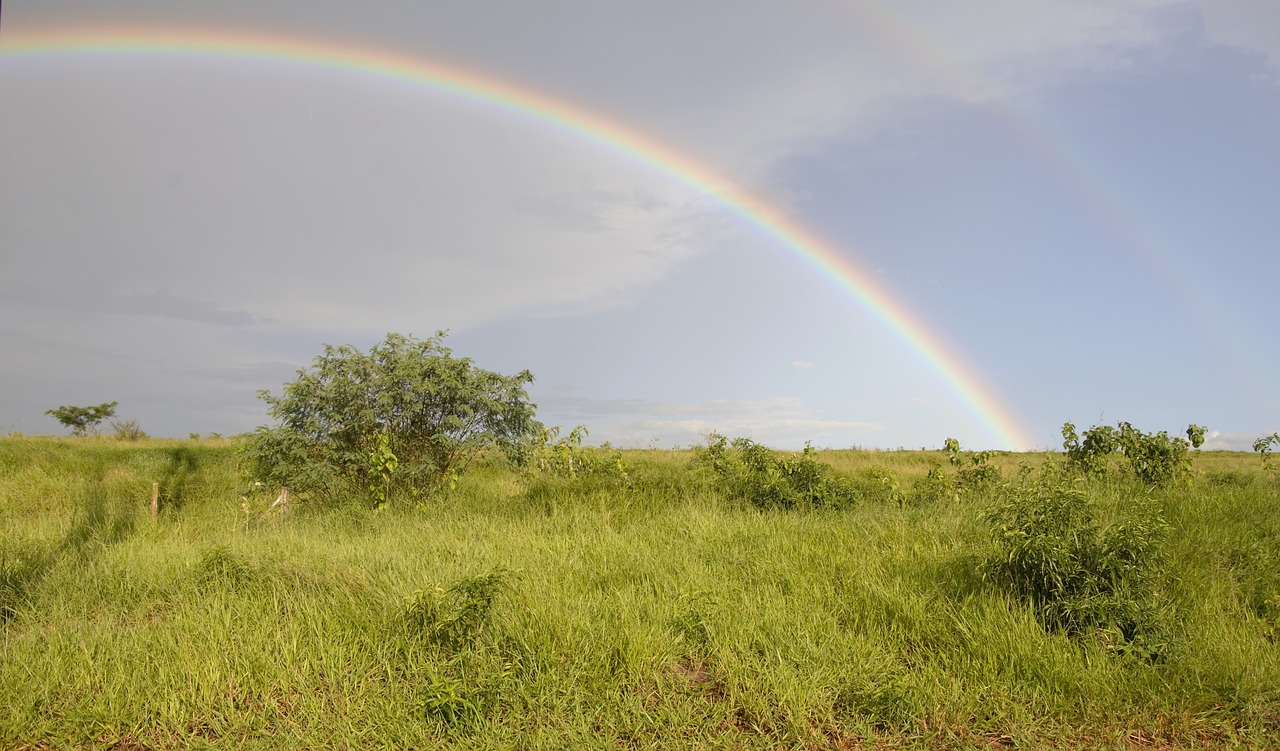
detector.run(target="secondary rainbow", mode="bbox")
[851,1,1267,384]
[1,24,1036,450]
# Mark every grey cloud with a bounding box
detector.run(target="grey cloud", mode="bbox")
[535,393,885,449]
[1,281,268,327]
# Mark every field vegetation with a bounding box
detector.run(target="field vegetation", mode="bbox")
[2,430,1279,749]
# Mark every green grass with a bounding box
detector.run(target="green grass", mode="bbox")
[1,437,1278,749]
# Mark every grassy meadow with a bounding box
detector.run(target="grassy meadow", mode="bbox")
[1,436,1278,749]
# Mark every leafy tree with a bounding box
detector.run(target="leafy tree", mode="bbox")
[244,332,539,504]
[45,401,118,436]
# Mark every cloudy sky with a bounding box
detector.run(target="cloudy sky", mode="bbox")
[2,1,1277,451]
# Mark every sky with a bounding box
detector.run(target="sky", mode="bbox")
[1,1,1277,451]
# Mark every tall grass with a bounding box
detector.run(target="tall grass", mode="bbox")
[0,437,1277,749]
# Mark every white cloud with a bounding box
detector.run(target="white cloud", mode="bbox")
[790,361,814,371]
[1201,431,1279,453]
[535,394,884,449]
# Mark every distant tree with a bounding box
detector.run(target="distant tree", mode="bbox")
[244,332,540,505]
[46,401,118,436]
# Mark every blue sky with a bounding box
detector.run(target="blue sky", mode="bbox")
[1,1,1277,450]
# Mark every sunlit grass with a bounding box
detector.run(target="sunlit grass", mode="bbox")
[1,438,1277,749]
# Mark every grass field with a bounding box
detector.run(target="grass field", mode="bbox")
[1,436,1278,749]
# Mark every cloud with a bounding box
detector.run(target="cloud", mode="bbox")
[1201,430,1278,452]
[1196,0,1280,68]
[790,361,814,371]
[535,393,884,449]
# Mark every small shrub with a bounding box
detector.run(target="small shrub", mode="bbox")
[834,670,921,731]
[910,465,958,505]
[111,419,148,441]
[1204,471,1254,489]
[696,434,856,509]
[402,570,512,652]
[1062,422,1118,477]
[196,545,258,591]
[396,571,518,733]
[980,479,1170,656]
[1116,422,1194,486]
[1256,433,1280,482]
[521,425,627,481]
[0,541,52,623]
[1063,420,1202,486]
[848,465,905,506]
[945,437,1003,492]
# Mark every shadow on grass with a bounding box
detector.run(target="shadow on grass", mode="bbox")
[1,475,140,624]
[158,446,200,511]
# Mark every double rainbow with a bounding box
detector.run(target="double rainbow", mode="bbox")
[1,24,1036,449]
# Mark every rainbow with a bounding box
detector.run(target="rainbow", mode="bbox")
[0,24,1036,450]
[853,2,1266,382]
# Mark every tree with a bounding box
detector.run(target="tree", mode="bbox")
[243,332,539,504]
[46,401,118,436]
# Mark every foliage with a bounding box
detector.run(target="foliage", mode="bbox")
[243,332,539,503]
[846,465,905,506]
[1115,421,1195,486]
[522,425,627,481]
[45,401,118,436]
[110,419,148,441]
[1062,422,1118,477]
[1256,433,1280,481]
[368,433,399,509]
[402,570,511,652]
[400,571,515,730]
[981,478,1170,657]
[1255,433,1280,460]
[945,437,1003,491]
[1063,420,1202,486]
[696,434,857,509]
[911,464,959,505]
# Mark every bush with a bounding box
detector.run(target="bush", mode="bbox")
[1116,422,1195,486]
[945,437,1003,492]
[1062,422,1118,477]
[521,425,627,481]
[696,434,857,509]
[244,332,539,504]
[111,419,148,441]
[980,478,1170,657]
[1062,420,1202,486]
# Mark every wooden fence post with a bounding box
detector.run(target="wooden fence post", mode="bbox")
[270,486,290,515]
[150,482,159,521]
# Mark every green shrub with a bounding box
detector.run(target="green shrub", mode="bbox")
[402,570,512,652]
[1062,422,1119,477]
[910,465,958,505]
[696,434,856,509]
[1256,433,1280,482]
[521,425,627,481]
[1116,421,1193,486]
[847,465,905,506]
[399,571,516,732]
[1063,420,1202,486]
[945,437,1003,492]
[980,479,1170,657]
[111,419,147,441]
